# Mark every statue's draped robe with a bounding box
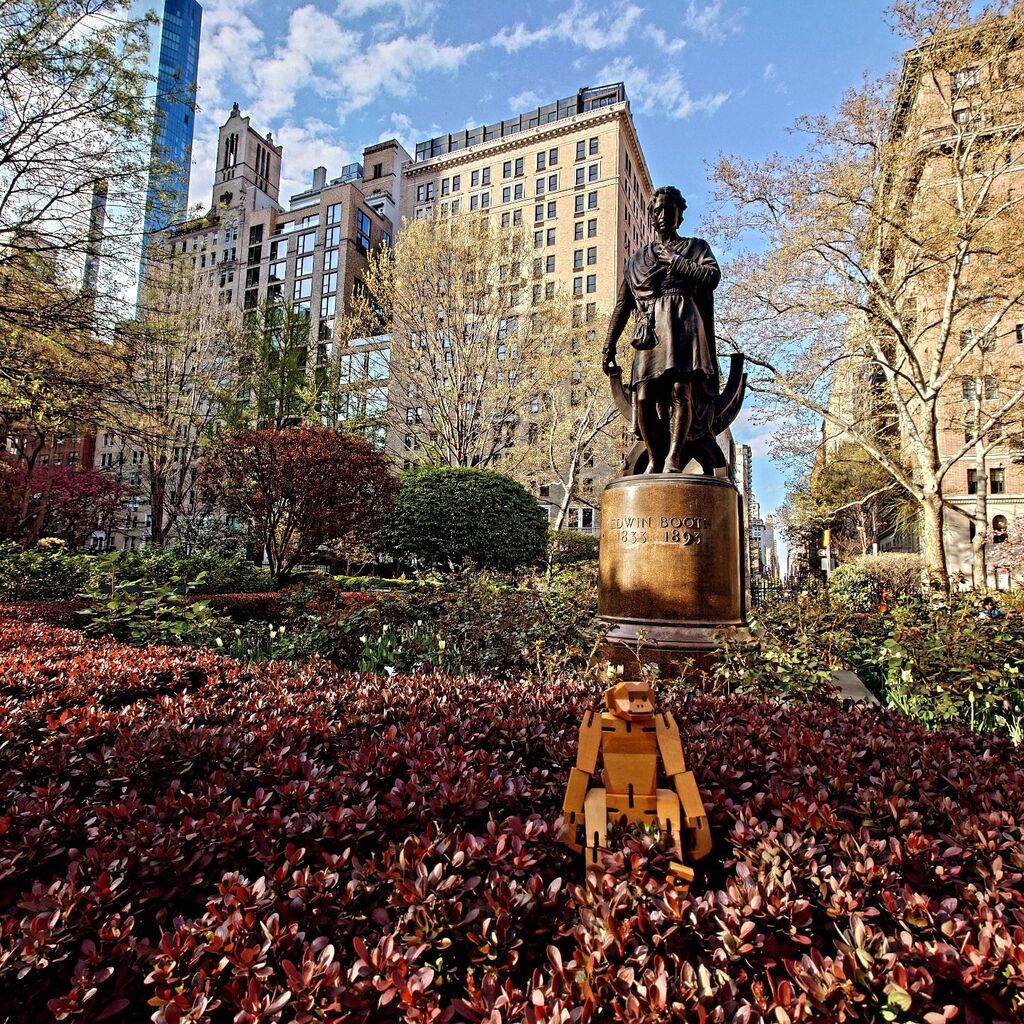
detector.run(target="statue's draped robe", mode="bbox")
[607,237,721,400]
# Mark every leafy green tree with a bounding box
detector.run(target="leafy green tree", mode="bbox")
[386,467,548,571]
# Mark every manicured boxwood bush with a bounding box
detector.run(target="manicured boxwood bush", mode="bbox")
[1,618,1022,1021]
[0,542,98,600]
[386,467,548,570]
[549,528,599,564]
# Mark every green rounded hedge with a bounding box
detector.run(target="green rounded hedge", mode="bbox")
[386,468,548,570]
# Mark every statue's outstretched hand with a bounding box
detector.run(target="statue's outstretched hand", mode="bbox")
[602,349,620,376]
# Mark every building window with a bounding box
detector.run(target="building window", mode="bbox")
[545,254,555,273]
[962,378,977,400]
[481,191,490,208]
[991,468,1006,494]
[324,226,340,247]
[295,254,313,277]
[298,231,316,254]
[574,250,584,271]
[576,140,586,161]
[573,277,583,295]
[589,137,599,155]
[471,169,480,187]
[321,294,336,318]
[502,186,512,203]
[293,278,312,299]
[442,178,450,195]
[549,147,558,166]
[324,249,339,272]
[545,281,554,299]
[326,203,341,225]
[356,210,371,252]
[575,195,585,215]
[546,227,556,245]
[587,246,597,265]
[547,200,556,219]
[952,66,980,91]
[537,151,546,171]
[515,157,524,176]
[514,183,524,201]
[586,274,596,293]
[322,272,338,294]
[985,375,999,400]
[967,468,980,494]
[534,230,544,249]
[1016,323,1023,344]
[503,160,512,178]
[992,514,1009,542]
[535,204,544,222]
[513,208,522,225]
[587,191,598,210]
[574,221,584,240]
[535,176,545,197]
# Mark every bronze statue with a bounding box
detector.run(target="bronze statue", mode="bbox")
[561,681,711,890]
[602,186,744,476]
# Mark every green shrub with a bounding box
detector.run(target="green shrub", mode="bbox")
[106,548,272,594]
[549,529,599,565]
[385,468,548,571]
[828,561,876,612]
[855,552,925,596]
[261,567,599,676]
[80,573,229,647]
[0,543,99,600]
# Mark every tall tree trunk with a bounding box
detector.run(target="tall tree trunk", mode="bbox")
[971,427,989,592]
[920,490,950,595]
[149,459,167,548]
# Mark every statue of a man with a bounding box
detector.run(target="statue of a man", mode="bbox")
[602,187,722,474]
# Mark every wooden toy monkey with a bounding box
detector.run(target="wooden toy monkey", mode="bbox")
[561,681,711,888]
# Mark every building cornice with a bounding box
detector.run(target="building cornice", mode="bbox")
[403,105,647,183]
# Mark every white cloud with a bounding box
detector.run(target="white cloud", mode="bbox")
[273,119,356,200]
[257,6,360,121]
[194,0,264,111]
[335,34,481,118]
[494,1,644,53]
[683,0,746,42]
[509,89,543,112]
[598,56,730,120]
[762,63,776,80]
[378,111,441,156]
[336,0,438,26]
[644,25,687,54]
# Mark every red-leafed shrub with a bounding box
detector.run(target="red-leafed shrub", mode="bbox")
[0,619,1022,1022]
[201,592,281,622]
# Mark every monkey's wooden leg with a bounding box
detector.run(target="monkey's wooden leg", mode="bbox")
[657,789,694,890]
[583,789,608,872]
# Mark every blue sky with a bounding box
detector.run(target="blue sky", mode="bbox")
[179,0,909,559]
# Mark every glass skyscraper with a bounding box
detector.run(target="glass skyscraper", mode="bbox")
[143,0,202,240]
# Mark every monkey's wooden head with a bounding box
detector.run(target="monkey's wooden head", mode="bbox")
[603,681,656,721]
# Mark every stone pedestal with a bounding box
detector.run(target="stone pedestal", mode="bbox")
[598,474,747,674]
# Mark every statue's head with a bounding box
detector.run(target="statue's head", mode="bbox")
[604,681,656,720]
[651,186,687,233]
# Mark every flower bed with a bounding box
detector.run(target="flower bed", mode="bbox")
[0,620,1022,1022]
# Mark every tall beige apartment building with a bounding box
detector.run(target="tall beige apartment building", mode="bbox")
[396,83,655,529]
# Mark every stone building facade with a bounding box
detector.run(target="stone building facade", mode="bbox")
[390,83,655,530]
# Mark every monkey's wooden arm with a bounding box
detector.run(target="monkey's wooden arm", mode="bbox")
[656,712,711,860]
[561,710,601,852]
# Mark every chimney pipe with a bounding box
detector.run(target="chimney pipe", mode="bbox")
[312,166,327,191]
